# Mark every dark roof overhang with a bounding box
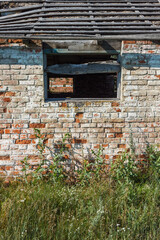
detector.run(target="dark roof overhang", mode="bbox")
[0,0,160,40]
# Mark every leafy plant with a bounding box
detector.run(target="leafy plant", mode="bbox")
[21,157,31,183]
[77,146,106,184]
[110,151,138,184]
[21,129,71,182]
[145,145,160,180]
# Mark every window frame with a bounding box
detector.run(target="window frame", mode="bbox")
[43,42,121,102]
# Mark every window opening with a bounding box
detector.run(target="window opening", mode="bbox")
[44,51,120,100]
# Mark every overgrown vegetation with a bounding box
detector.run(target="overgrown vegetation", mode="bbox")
[0,130,160,240]
[21,129,107,184]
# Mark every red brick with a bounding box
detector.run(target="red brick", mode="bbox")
[103,144,109,148]
[4,129,10,134]
[123,41,136,44]
[0,166,5,171]
[5,92,15,97]
[0,39,7,44]
[124,44,129,49]
[0,92,5,97]
[75,113,83,119]
[71,139,87,144]
[0,156,10,160]
[93,113,99,117]
[60,102,67,108]
[13,130,21,134]
[118,144,126,149]
[46,134,54,138]
[20,134,28,139]
[12,171,20,175]
[105,155,109,160]
[0,129,4,134]
[65,144,71,149]
[63,155,69,160]
[148,50,155,54]
[113,155,119,160]
[15,140,31,144]
[29,134,36,139]
[75,119,80,123]
[139,60,146,64]
[0,124,11,129]
[29,123,45,128]
[43,139,48,144]
[30,133,46,139]
[5,166,13,171]
[109,128,122,133]
[8,39,23,43]
[94,144,100,149]
[28,155,40,160]
[108,134,114,138]
[12,124,25,128]
[3,98,11,102]
[111,102,119,107]
[115,133,123,138]
[0,171,6,176]
[57,114,65,118]
[5,129,21,134]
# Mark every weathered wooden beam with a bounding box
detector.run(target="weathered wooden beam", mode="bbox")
[1,15,160,24]
[42,3,160,7]
[1,0,43,2]
[46,62,120,75]
[1,24,156,30]
[0,30,159,34]
[4,0,157,2]
[0,4,42,13]
[2,6,160,13]
[0,34,160,40]
[1,11,160,19]
[37,22,152,26]
[39,16,160,22]
[2,2,160,8]
[1,11,160,23]
[0,19,155,27]
[0,22,152,28]
[34,26,159,30]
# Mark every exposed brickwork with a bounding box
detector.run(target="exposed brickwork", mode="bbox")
[49,77,73,93]
[0,39,160,177]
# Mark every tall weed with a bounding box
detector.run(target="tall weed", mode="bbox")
[0,179,159,240]
[0,130,160,239]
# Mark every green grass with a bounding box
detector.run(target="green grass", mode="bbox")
[0,144,160,240]
[0,178,159,240]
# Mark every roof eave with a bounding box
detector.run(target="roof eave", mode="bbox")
[0,34,160,41]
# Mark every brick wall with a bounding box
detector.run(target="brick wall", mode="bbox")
[0,39,160,178]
